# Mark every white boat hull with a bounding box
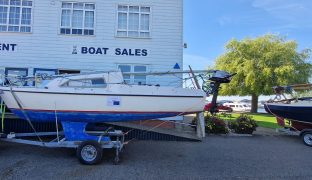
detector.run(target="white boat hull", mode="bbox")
[0,85,206,122]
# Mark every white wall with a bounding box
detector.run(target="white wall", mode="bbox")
[0,0,183,86]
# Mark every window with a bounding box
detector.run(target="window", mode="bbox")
[5,67,28,86]
[58,69,81,74]
[118,64,147,84]
[63,78,107,88]
[5,67,28,77]
[0,0,32,32]
[34,68,57,76]
[117,5,150,38]
[133,65,147,84]
[33,68,57,86]
[118,65,131,83]
[60,2,95,35]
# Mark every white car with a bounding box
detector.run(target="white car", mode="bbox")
[223,103,251,112]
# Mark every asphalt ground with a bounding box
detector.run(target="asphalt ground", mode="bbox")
[0,134,311,180]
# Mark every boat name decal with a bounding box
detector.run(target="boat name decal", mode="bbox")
[107,96,121,107]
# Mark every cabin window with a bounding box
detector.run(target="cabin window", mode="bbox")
[0,0,33,33]
[63,78,107,88]
[60,2,95,35]
[118,64,147,85]
[116,5,150,38]
[91,78,106,87]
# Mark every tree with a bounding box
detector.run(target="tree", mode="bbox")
[215,34,312,113]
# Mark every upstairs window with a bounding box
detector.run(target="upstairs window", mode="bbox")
[117,5,150,38]
[60,2,95,35]
[0,0,33,33]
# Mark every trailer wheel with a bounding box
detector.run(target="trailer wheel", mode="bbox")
[302,131,312,147]
[77,141,103,165]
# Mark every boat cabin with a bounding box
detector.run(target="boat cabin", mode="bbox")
[45,72,124,88]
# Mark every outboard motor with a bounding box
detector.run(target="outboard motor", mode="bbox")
[207,70,236,114]
[209,70,234,83]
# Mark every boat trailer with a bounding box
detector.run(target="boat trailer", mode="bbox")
[275,118,312,147]
[0,121,125,165]
[276,128,312,147]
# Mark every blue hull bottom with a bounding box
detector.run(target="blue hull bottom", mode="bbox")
[264,104,312,123]
[11,109,184,123]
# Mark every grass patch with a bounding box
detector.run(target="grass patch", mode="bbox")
[216,112,279,129]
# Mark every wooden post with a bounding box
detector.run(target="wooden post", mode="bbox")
[196,112,205,138]
[189,66,206,138]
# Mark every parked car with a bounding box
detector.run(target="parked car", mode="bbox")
[223,102,251,112]
[204,103,233,112]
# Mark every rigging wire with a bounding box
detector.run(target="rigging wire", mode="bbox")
[8,86,44,144]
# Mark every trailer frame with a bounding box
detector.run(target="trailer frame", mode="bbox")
[276,127,312,147]
[0,129,125,165]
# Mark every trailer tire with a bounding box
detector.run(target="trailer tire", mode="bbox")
[302,131,312,147]
[77,141,103,165]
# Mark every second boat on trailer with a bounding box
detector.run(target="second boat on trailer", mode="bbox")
[264,84,312,147]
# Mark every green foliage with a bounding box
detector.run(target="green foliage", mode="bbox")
[205,115,229,134]
[228,114,258,134]
[221,113,279,129]
[215,34,312,96]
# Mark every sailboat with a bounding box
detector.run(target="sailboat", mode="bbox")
[0,69,236,123]
[0,71,208,123]
[0,69,235,165]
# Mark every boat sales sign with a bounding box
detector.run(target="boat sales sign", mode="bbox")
[72,46,148,56]
[0,43,17,52]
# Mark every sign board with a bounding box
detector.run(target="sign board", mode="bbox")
[74,46,148,56]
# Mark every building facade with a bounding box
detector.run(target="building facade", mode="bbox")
[0,0,183,86]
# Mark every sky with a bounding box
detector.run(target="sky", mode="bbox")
[183,0,312,70]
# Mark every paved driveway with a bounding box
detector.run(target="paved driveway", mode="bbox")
[0,134,311,180]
